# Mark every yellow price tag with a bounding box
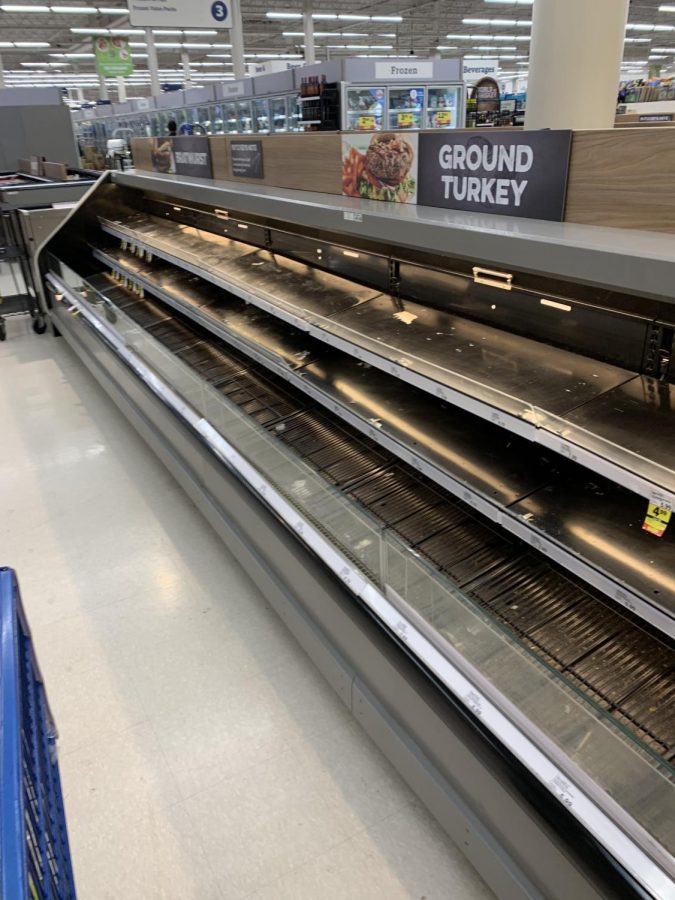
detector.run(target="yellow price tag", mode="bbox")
[643,502,672,537]
[397,112,414,127]
[435,110,452,125]
[357,115,375,130]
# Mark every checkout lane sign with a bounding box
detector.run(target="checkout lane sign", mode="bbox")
[417,130,573,222]
[127,0,231,28]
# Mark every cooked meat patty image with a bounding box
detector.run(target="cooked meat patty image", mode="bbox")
[364,133,414,186]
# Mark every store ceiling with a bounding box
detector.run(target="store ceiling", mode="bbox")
[0,0,672,98]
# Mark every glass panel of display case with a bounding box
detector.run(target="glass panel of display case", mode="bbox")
[345,86,385,131]
[222,102,238,133]
[197,105,212,133]
[388,86,425,130]
[236,99,253,133]
[427,85,462,129]
[270,96,287,132]
[211,103,224,134]
[252,97,270,133]
[286,93,301,132]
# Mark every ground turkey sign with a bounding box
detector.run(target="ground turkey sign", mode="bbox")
[417,130,572,221]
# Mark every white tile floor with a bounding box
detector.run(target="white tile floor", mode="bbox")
[0,316,495,900]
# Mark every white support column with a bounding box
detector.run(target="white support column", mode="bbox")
[116,75,127,102]
[230,0,246,80]
[98,72,109,101]
[303,0,315,65]
[525,0,629,130]
[146,28,161,96]
[0,53,5,89]
[181,50,192,89]
[76,87,85,102]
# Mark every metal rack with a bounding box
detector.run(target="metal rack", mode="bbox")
[0,567,76,900]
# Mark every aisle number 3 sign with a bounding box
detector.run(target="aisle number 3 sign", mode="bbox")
[128,0,232,28]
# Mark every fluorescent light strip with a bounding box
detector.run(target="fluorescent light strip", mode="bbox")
[624,37,651,42]
[282,31,369,37]
[52,5,100,11]
[659,3,675,9]
[266,11,402,21]
[626,22,674,31]
[446,33,530,40]
[0,3,127,10]
[463,17,532,26]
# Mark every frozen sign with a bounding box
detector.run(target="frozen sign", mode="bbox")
[417,131,573,222]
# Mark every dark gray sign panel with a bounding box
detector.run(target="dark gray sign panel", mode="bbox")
[230,140,264,178]
[171,136,212,178]
[418,130,573,221]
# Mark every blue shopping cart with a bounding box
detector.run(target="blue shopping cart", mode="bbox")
[0,567,76,899]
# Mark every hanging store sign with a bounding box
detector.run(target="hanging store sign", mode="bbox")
[127,0,231,28]
[463,59,498,82]
[230,140,264,178]
[93,36,133,78]
[150,136,212,178]
[417,130,573,221]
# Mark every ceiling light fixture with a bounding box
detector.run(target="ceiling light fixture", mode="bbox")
[463,17,531,26]
[267,11,401,22]
[282,31,369,37]
[51,5,99,12]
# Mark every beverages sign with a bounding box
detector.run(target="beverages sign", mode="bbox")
[417,130,573,221]
[463,59,498,82]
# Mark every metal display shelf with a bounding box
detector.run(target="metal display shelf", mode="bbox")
[112,170,675,304]
[45,270,675,900]
[38,171,675,900]
[97,213,675,510]
[90,246,675,636]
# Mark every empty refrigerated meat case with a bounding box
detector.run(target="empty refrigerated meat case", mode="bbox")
[39,170,675,900]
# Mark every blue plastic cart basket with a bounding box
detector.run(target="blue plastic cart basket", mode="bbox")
[0,567,76,899]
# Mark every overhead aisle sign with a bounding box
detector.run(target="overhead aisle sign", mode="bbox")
[94,36,133,77]
[128,0,232,28]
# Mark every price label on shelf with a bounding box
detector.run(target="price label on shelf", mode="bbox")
[643,501,671,538]
[397,112,414,127]
[357,115,376,130]
[549,774,575,810]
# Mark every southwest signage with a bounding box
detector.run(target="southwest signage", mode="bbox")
[151,136,212,178]
[417,131,573,221]
[128,0,231,28]
[173,136,212,178]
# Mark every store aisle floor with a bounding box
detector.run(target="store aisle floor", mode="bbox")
[0,317,495,900]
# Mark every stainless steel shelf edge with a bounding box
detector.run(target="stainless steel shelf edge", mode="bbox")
[50,293,605,900]
[112,170,675,304]
[92,246,675,636]
[47,272,675,899]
